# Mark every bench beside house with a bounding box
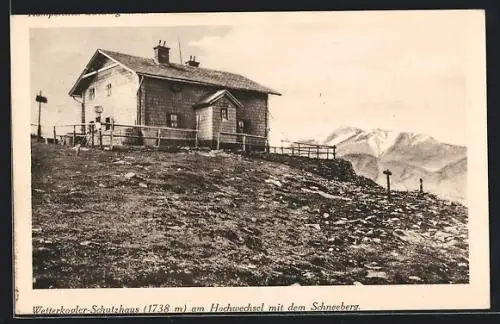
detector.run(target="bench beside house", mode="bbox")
[68,43,281,149]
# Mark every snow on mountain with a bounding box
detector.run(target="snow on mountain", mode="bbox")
[365,128,400,156]
[382,132,466,172]
[410,133,433,146]
[324,127,401,157]
[323,126,363,146]
[314,126,467,202]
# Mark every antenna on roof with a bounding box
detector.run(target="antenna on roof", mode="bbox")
[178,37,183,64]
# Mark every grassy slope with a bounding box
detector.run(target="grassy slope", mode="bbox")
[31,141,469,288]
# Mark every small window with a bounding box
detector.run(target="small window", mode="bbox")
[89,88,95,101]
[237,120,245,133]
[221,107,228,121]
[95,116,101,123]
[106,83,112,96]
[105,117,111,130]
[168,113,179,128]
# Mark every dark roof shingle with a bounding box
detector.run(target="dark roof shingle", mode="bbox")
[99,49,281,95]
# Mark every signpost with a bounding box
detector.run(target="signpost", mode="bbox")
[35,91,48,139]
[383,169,392,199]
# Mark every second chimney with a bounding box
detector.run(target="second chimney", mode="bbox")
[185,55,200,67]
[154,40,170,64]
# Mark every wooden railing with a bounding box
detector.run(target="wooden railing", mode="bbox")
[267,140,337,160]
[215,132,337,160]
[217,131,268,151]
[32,122,199,150]
[32,123,337,160]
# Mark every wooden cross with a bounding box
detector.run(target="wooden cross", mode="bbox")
[383,169,392,199]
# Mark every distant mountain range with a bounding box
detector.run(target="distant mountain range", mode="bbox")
[302,126,467,202]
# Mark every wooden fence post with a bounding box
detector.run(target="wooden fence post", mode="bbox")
[297,143,301,157]
[333,145,336,159]
[217,132,221,150]
[195,115,200,149]
[72,125,76,146]
[91,125,94,148]
[281,146,284,154]
[109,120,114,151]
[316,145,320,159]
[99,128,103,150]
[326,147,329,160]
[242,135,246,152]
[308,147,310,158]
[156,128,161,148]
[291,146,295,156]
[53,126,56,145]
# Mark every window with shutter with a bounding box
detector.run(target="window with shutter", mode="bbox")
[168,113,179,128]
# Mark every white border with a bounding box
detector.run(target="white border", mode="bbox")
[11,11,490,315]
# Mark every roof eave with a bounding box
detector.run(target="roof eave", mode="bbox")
[192,103,210,109]
[68,49,137,97]
[137,72,280,96]
[68,49,101,97]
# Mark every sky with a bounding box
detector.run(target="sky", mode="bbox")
[30,11,476,145]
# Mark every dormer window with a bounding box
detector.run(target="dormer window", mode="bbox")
[221,107,228,121]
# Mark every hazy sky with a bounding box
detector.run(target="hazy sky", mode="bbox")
[30,11,475,145]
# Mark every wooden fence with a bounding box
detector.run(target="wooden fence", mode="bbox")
[267,140,337,160]
[215,132,337,160]
[217,131,268,151]
[32,122,199,150]
[32,123,337,160]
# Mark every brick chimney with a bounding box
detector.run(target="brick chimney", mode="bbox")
[154,40,170,64]
[185,55,200,67]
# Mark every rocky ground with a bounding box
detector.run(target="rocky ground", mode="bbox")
[31,141,469,288]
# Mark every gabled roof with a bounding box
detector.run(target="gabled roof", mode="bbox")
[193,89,243,109]
[69,49,281,96]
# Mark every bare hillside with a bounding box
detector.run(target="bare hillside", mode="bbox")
[31,141,469,288]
